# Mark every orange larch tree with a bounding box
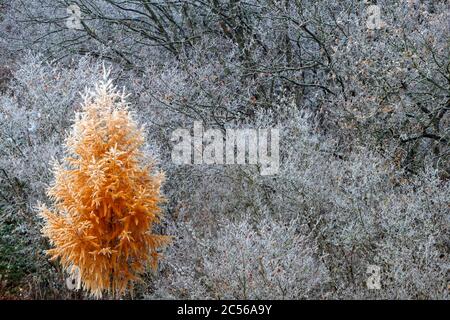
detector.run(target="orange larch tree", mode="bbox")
[38,72,170,298]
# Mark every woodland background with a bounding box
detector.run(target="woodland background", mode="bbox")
[0,0,448,299]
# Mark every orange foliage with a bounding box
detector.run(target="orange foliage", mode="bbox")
[38,74,170,298]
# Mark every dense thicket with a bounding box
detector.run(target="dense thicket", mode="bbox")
[0,1,448,299]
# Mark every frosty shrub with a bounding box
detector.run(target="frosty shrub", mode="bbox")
[149,215,329,299]
[142,109,448,300]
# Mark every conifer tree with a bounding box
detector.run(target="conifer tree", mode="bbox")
[38,71,169,298]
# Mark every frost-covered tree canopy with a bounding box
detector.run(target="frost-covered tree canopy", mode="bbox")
[0,0,448,299]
